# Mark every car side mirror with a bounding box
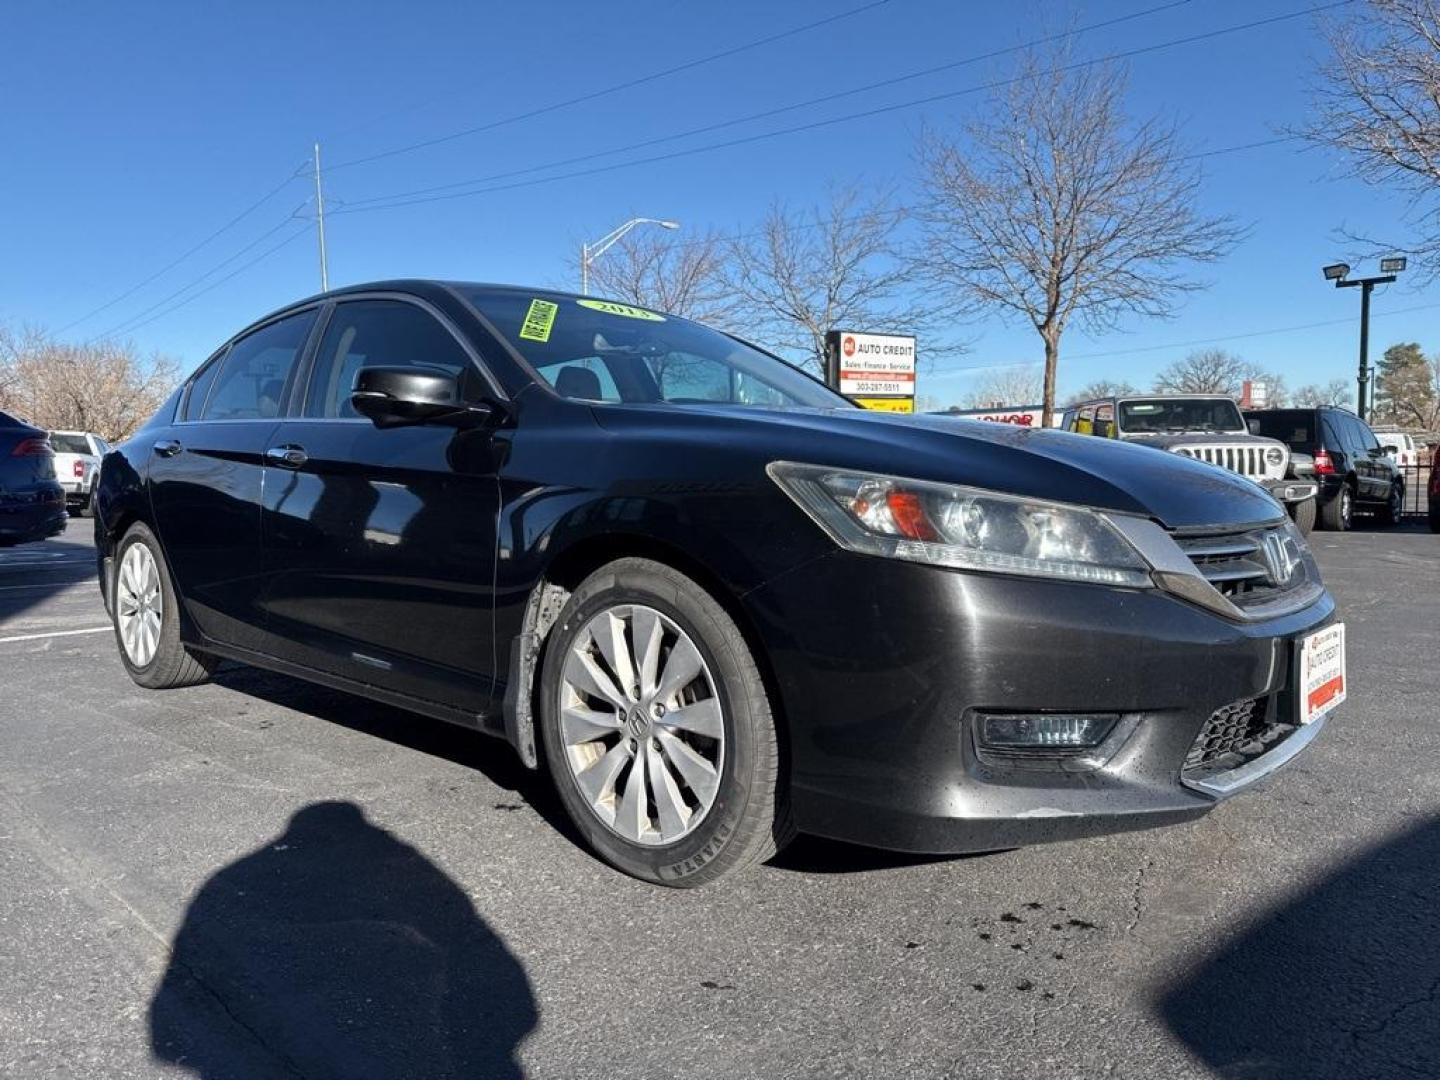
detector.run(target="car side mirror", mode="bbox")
[351,365,490,428]
[1247,419,1261,435]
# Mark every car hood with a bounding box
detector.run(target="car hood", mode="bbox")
[592,403,1284,530]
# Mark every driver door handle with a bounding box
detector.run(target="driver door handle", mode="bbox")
[153,439,182,458]
[265,445,308,470]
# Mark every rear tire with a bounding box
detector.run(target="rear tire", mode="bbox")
[538,557,793,887]
[1319,484,1353,531]
[1290,497,1316,535]
[113,522,217,689]
[1377,482,1403,527]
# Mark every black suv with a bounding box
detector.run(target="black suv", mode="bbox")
[1244,406,1404,530]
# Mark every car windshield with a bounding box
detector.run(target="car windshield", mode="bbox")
[1247,410,1315,451]
[463,289,849,410]
[1118,398,1245,434]
[49,433,90,454]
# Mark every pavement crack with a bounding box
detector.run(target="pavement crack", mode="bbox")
[1125,857,1153,935]
[168,957,314,1080]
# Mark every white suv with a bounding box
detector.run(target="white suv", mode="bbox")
[48,430,109,516]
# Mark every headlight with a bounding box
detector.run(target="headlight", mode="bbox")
[767,462,1153,587]
[1265,446,1286,467]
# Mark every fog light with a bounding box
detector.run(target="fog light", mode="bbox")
[978,713,1119,749]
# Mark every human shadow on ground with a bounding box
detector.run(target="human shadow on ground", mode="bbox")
[150,800,537,1079]
[1158,815,1440,1079]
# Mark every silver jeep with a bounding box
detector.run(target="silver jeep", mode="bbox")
[1061,395,1319,531]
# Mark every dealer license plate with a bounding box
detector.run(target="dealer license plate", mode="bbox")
[1298,622,1346,725]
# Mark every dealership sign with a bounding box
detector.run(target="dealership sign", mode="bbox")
[824,330,917,410]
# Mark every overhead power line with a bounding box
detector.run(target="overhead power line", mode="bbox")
[337,0,1196,209]
[333,1,1352,217]
[87,214,305,344]
[325,0,894,172]
[57,165,305,335]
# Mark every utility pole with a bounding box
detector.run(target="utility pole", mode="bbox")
[313,141,329,293]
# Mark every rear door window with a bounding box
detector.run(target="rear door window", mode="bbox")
[202,312,316,421]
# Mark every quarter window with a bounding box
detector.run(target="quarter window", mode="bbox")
[303,300,480,419]
[183,353,224,421]
[202,312,316,421]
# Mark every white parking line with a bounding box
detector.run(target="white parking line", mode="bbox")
[0,627,110,644]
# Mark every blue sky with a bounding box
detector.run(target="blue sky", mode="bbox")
[3,0,1435,406]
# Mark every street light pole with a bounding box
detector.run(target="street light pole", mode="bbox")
[1322,258,1405,423]
[579,217,679,295]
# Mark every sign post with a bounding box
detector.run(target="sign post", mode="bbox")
[823,330,917,413]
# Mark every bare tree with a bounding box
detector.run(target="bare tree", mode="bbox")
[1153,349,1251,396]
[916,45,1241,425]
[965,364,1044,408]
[576,228,739,326]
[1065,378,1138,404]
[0,329,179,440]
[1303,1,1440,278]
[1294,378,1355,407]
[725,186,933,374]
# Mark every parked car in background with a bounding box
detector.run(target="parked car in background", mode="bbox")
[48,430,109,516]
[0,410,67,546]
[1061,395,1318,531]
[94,280,1341,888]
[1430,462,1440,533]
[1373,429,1419,468]
[1245,407,1404,530]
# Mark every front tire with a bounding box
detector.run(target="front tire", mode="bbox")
[538,558,793,887]
[1290,497,1316,535]
[113,523,217,689]
[1319,484,1353,531]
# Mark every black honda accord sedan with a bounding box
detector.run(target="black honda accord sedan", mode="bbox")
[94,281,1345,886]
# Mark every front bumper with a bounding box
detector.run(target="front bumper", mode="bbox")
[744,552,1335,854]
[1261,478,1317,505]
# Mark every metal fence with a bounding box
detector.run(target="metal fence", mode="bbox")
[1397,463,1431,518]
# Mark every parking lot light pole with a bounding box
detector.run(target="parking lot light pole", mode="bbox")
[581,218,679,295]
[1323,257,1406,422]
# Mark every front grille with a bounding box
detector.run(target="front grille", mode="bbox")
[1176,445,1266,477]
[1184,696,1295,777]
[1172,525,1304,608]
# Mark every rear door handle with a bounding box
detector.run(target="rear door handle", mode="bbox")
[153,439,182,458]
[265,445,308,470]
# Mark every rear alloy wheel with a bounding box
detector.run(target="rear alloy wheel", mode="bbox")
[1320,484,1353,531]
[113,523,217,689]
[539,558,793,886]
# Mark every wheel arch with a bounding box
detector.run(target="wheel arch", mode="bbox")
[501,531,792,781]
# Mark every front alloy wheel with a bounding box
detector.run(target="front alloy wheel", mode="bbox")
[559,604,724,846]
[540,558,793,886]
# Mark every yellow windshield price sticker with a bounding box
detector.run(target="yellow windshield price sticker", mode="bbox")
[853,397,915,413]
[577,298,665,322]
[519,298,559,342]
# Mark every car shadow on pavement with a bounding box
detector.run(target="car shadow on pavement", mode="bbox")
[149,800,537,1079]
[767,835,990,875]
[1156,815,1440,1079]
[210,664,581,845]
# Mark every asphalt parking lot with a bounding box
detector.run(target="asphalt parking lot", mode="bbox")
[1,519,1436,1080]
